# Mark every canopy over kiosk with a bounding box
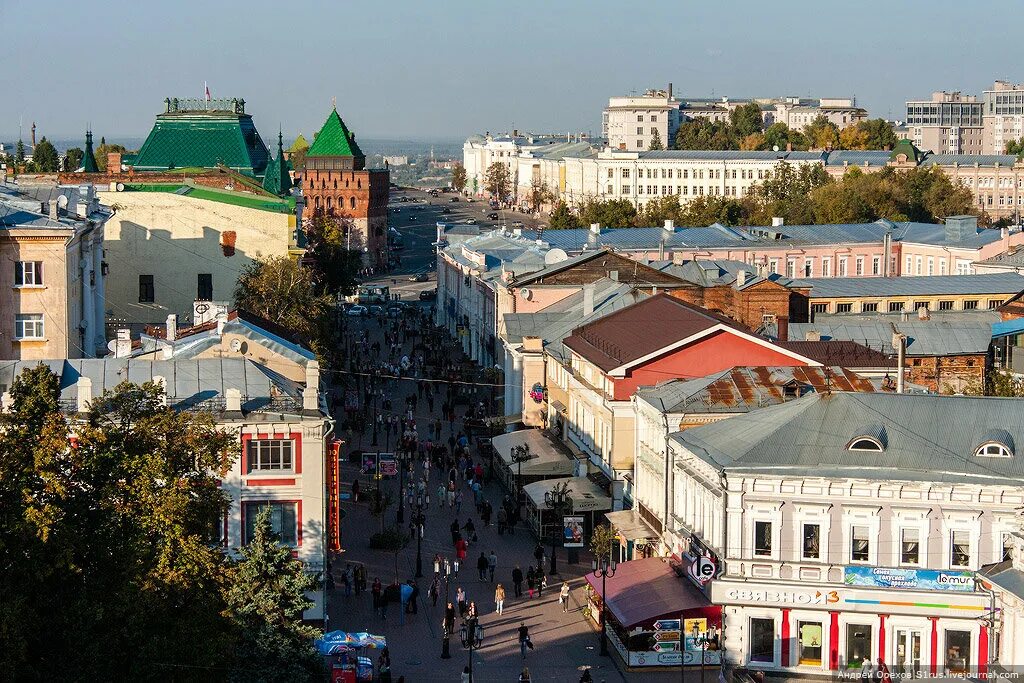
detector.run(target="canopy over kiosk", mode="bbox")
[493,429,579,493]
[522,475,611,539]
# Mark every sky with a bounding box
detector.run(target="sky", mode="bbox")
[1,0,1020,145]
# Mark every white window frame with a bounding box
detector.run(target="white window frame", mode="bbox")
[14,313,45,340]
[793,503,831,564]
[842,507,881,566]
[949,528,972,569]
[892,508,929,568]
[246,438,295,473]
[941,512,981,571]
[15,260,43,287]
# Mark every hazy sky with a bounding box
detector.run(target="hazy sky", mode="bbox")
[1,0,1019,144]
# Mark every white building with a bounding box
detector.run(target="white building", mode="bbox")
[983,81,1024,155]
[667,391,1021,677]
[603,88,682,151]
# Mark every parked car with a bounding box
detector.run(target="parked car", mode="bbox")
[419,288,437,301]
[511,220,523,228]
[441,207,451,214]
[345,305,368,317]
[487,212,499,220]
[386,306,404,318]
[466,218,477,224]
[368,305,385,316]
[409,272,429,282]
[449,197,459,203]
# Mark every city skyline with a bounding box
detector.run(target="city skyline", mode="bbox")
[1,0,1018,142]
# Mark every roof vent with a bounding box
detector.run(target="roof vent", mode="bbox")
[771,216,784,227]
[944,215,978,241]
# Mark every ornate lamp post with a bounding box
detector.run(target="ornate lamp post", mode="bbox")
[396,448,406,524]
[592,552,617,657]
[441,558,453,659]
[460,616,484,682]
[414,493,426,578]
[544,481,573,576]
[510,443,532,525]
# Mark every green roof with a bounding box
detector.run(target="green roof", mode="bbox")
[82,130,99,173]
[131,106,270,176]
[307,108,364,159]
[123,183,294,214]
[889,139,923,164]
[262,132,292,197]
[287,134,309,153]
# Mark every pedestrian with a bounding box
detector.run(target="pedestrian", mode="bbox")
[408,579,419,615]
[372,577,383,618]
[519,667,531,682]
[444,602,456,635]
[343,564,354,597]
[450,520,461,546]
[355,564,367,595]
[559,582,570,612]
[518,622,531,659]
[351,477,360,502]
[497,507,507,535]
[536,568,546,597]
[457,586,467,617]
[378,647,392,683]
[433,554,442,576]
[495,583,505,615]
[429,575,440,607]
[463,518,477,544]
[455,536,468,566]
[481,500,492,527]
[579,668,593,682]
[461,666,470,683]
[526,566,536,598]
[533,543,544,569]
[467,600,477,620]
[487,550,497,583]
[447,481,456,509]
[455,490,463,515]
[477,552,488,581]
[512,564,524,598]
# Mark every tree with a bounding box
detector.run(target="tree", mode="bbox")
[579,198,637,228]
[730,102,765,138]
[234,255,330,350]
[1006,139,1024,156]
[804,115,840,150]
[590,524,617,561]
[857,119,899,150]
[739,133,765,151]
[484,162,512,202]
[15,139,25,163]
[527,180,554,213]
[763,122,808,151]
[648,128,664,151]
[31,137,58,172]
[64,147,84,171]
[636,194,684,226]
[224,505,324,683]
[369,525,410,583]
[302,211,362,297]
[839,126,872,151]
[94,142,127,172]
[548,201,580,230]
[678,195,749,227]
[675,117,734,150]
[451,163,468,192]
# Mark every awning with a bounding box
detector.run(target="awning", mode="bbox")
[522,476,612,512]
[493,429,575,479]
[550,399,567,414]
[585,557,712,629]
[605,509,658,542]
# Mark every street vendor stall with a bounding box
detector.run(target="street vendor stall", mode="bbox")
[316,631,387,682]
[492,429,580,494]
[522,476,611,540]
[584,557,721,670]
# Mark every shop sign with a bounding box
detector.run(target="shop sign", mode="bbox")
[563,516,584,548]
[844,566,975,593]
[654,619,681,631]
[721,586,840,607]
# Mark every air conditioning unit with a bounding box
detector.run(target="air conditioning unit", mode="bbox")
[520,288,533,301]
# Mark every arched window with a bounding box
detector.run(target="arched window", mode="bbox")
[326,197,332,211]
[848,438,883,452]
[350,196,357,209]
[975,429,1015,457]
[976,442,1013,457]
[333,179,337,189]
[314,196,321,211]
[847,424,887,452]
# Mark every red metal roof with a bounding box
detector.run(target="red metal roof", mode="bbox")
[584,557,714,628]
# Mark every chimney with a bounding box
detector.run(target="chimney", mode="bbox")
[513,129,519,137]
[166,314,177,341]
[777,315,789,342]
[892,332,907,394]
[609,270,619,281]
[152,375,167,406]
[668,82,673,99]
[663,219,674,231]
[49,200,58,221]
[804,330,821,342]
[107,152,122,173]
[225,388,242,414]
[917,305,930,320]
[305,360,321,391]
[583,284,595,317]
[771,217,784,227]
[737,270,747,287]
[215,312,227,335]
[76,376,92,413]
[1001,227,1009,240]
[590,223,601,234]
[114,328,132,358]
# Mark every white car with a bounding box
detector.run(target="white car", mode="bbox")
[345,305,368,317]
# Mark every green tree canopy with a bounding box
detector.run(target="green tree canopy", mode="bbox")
[730,102,765,138]
[678,195,750,227]
[548,201,580,230]
[804,115,840,150]
[579,198,637,228]
[31,137,59,172]
[1006,139,1024,157]
[674,117,735,150]
[648,128,664,150]
[15,139,25,162]
[451,162,468,192]
[94,142,127,172]
[484,162,512,201]
[64,147,84,171]
[762,122,809,151]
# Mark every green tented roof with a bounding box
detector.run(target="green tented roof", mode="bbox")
[307,108,364,158]
[262,133,292,197]
[287,134,309,153]
[131,111,270,176]
[81,130,99,173]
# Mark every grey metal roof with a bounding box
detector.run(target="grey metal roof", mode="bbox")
[672,391,1024,485]
[923,154,1020,167]
[823,151,891,167]
[639,150,825,162]
[789,273,1024,298]
[976,248,1024,267]
[0,358,309,415]
[813,309,1002,325]
[979,560,1024,600]
[789,319,992,356]
[136,318,315,364]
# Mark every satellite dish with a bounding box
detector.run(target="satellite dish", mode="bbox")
[107,340,117,353]
[116,182,125,192]
[544,248,569,265]
[520,288,533,301]
[772,145,780,152]
[229,338,243,352]
[57,195,69,208]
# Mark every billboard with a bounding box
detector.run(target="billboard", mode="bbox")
[563,516,584,548]
[844,566,975,593]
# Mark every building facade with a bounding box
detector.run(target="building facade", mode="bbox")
[670,392,1022,677]
[301,107,389,268]
[905,91,984,155]
[0,182,108,359]
[603,88,682,151]
[983,81,1024,155]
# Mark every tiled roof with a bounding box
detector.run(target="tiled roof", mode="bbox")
[82,130,99,173]
[562,293,749,372]
[672,391,1024,484]
[636,365,878,414]
[287,134,309,153]
[307,108,364,158]
[976,247,1024,267]
[132,109,270,176]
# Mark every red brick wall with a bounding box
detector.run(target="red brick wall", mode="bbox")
[668,282,797,331]
[301,169,388,220]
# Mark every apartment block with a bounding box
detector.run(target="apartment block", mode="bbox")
[603,87,682,151]
[983,80,1024,155]
[905,91,984,155]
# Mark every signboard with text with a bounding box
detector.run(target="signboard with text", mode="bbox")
[844,566,975,593]
[563,516,584,548]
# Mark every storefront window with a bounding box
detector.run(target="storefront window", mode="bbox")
[750,618,775,663]
[846,624,872,669]
[945,630,971,674]
[798,622,823,666]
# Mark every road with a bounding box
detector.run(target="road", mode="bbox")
[374,187,548,302]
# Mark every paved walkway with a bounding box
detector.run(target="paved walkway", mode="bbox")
[325,315,721,682]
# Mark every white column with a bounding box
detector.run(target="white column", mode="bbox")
[92,236,106,355]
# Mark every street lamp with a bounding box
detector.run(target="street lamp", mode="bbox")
[460,616,484,682]
[592,552,617,657]
[544,481,573,576]
[397,448,406,524]
[414,494,426,578]
[441,559,453,659]
[510,443,532,525]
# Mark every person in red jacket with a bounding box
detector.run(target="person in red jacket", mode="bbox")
[455,536,468,564]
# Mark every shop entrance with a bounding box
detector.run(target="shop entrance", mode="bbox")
[893,628,924,675]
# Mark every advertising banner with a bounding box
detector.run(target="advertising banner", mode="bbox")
[844,566,975,592]
[563,516,584,548]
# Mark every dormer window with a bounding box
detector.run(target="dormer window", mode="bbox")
[974,429,1014,458]
[847,424,887,452]
[848,437,883,452]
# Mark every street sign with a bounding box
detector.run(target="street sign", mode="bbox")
[687,555,718,586]
[653,631,681,642]
[378,458,398,477]
[652,642,679,653]
[653,619,681,631]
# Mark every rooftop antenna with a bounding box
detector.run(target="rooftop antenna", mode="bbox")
[331,96,337,110]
